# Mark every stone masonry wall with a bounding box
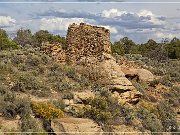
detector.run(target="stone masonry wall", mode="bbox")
[66,23,111,63]
[41,42,66,63]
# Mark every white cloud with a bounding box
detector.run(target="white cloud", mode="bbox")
[138,9,165,25]
[138,9,153,17]
[155,31,178,39]
[115,34,124,40]
[40,17,118,34]
[102,8,127,18]
[40,17,86,31]
[0,16,16,27]
[101,8,166,26]
[101,25,118,34]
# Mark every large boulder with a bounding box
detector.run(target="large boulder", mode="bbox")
[51,118,103,135]
[0,117,22,133]
[73,91,95,104]
[121,67,154,82]
[136,69,154,82]
[51,118,149,135]
[112,124,150,135]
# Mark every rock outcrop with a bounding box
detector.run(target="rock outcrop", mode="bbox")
[73,91,95,104]
[121,67,154,82]
[0,117,21,133]
[66,23,111,64]
[98,53,135,91]
[51,118,147,135]
[51,118,103,135]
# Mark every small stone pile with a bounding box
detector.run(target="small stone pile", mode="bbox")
[41,42,66,63]
[66,23,111,64]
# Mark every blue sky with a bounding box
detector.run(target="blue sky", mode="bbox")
[0,0,179,43]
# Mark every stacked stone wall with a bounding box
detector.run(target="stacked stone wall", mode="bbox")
[66,23,111,63]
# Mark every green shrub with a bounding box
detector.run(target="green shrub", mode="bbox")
[0,91,31,118]
[11,55,24,65]
[171,86,180,98]
[41,54,52,65]
[99,87,112,97]
[157,101,178,132]
[133,82,145,94]
[21,115,41,132]
[66,67,80,82]
[0,85,6,95]
[36,64,46,74]
[163,86,180,102]
[26,54,41,66]
[78,75,90,88]
[79,96,135,125]
[159,75,173,87]
[13,28,33,47]
[56,82,72,91]
[12,72,40,91]
[62,92,74,100]
[149,79,159,87]
[79,96,112,124]
[137,108,163,132]
[52,99,66,110]
[18,63,28,71]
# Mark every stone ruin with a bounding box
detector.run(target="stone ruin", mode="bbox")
[41,23,143,104]
[41,42,66,63]
[66,23,112,63]
[41,23,112,64]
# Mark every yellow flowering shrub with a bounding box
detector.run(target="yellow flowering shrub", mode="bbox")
[79,96,113,123]
[31,101,64,120]
[140,101,159,118]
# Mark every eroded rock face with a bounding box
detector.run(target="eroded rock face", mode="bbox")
[98,54,135,91]
[112,90,143,104]
[66,23,111,64]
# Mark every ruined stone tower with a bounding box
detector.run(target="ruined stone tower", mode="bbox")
[66,23,112,63]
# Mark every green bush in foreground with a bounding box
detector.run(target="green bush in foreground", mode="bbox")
[157,101,178,132]
[79,95,135,125]
[137,108,163,132]
[0,91,31,119]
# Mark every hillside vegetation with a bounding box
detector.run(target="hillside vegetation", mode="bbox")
[0,28,179,134]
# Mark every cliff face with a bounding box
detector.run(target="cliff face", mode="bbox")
[66,23,111,63]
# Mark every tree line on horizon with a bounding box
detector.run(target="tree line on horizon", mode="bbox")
[0,28,179,60]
